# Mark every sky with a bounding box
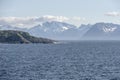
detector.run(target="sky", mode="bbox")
[0,0,120,27]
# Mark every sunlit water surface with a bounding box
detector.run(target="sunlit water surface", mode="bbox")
[0,41,120,80]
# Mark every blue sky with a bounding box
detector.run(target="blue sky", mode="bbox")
[0,0,120,26]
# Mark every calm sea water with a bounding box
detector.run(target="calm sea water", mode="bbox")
[0,41,120,80]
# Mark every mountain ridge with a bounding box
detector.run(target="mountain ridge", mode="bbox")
[0,21,120,40]
[82,22,120,40]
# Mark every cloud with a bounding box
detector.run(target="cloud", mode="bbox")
[42,15,69,22]
[0,16,70,28]
[0,17,39,28]
[72,17,81,20]
[105,12,120,17]
[0,15,85,28]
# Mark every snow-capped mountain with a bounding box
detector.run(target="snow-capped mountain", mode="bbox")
[82,22,120,40]
[1,21,120,40]
[38,21,77,32]
[78,24,92,36]
[28,21,82,40]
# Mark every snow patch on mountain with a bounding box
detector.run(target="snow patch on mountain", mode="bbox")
[102,26,117,32]
[62,26,69,30]
[1,21,120,40]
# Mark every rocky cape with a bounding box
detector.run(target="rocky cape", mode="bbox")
[0,30,55,44]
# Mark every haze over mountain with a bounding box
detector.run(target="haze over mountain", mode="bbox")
[82,23,120,40]
[0,0,120,40]
[1,18,120,40]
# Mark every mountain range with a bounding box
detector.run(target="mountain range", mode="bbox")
[0,21,120,40]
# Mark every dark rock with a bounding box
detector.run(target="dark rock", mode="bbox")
[0,30,55,44]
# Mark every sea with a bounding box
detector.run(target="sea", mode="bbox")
[0,41,120,80]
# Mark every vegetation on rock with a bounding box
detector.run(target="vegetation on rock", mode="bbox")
[0,30,55,44]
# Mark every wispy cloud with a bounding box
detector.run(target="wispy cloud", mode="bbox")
[105,11,120,17]
[0,15,85,28]
[0,16,69,27]
[72,17,81,20]
[41,15,69,22]
[0,17,39,28]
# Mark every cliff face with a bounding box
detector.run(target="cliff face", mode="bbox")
[0,30,54,44]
